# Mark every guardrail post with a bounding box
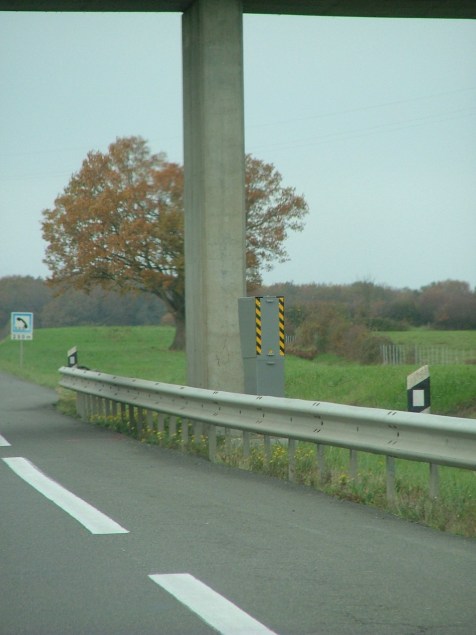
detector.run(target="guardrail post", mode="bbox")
[85,394,91,418]
[208,425,217,463]
[128,404,136,432]
[157,412,165,436]
[137,407,145,435]
[76,393,85,420]
[225,428,232,457]
[169,416,177,439]
[88,395,94,417]
[386,456,396,504]
[350,449,358,480]
[288,439,296,482]
[153,413,163,444]
[264,435,271,466]
[146,410,153,431]
[243,431,250,465]
[182,418,189,447]
[193,420,203,441]
[316,444,325,483]
[429,463,440,499]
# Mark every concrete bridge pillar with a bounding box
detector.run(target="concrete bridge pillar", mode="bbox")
[182,0,246,392]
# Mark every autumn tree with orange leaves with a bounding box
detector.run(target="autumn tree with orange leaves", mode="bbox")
[42,136,308,350]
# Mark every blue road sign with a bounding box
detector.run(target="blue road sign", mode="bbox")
[11,312,34,340]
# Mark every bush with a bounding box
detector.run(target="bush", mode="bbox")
[358,334,393,364]
[365,317,409,331]
[289,313,393,364]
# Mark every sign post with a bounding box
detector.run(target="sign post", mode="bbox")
[11,312,34,368]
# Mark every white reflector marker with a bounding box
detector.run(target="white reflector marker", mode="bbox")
[149,573,278,635]
[3,457,129,535]
[407,365,431,413]
[0,434,11,446]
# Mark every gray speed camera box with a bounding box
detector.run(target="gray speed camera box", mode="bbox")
[238,296,285,397]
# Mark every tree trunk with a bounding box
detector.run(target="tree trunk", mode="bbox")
[169,313,185,351]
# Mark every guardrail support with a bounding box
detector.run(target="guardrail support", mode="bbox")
[76,393,85,420]
[429,463,440,499]
[208,426,217,463]
[193,420,203,441]
[243,431,250,464]
[180,419,187,447]
[386,456,396,504]
[288,439,296,482]
[316,445,326,483]
[128,405,136,431]
[225,428,232,456]
[169,416,177,438]
[350,449,358,480]
[264,435,272,465]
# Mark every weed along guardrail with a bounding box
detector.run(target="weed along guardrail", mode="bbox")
[58,366,476,505]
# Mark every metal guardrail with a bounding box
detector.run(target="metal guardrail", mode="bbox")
[59,366,476,501]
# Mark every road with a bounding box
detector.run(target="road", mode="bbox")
[1,371,475,634]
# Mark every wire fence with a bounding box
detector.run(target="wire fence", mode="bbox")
[381,345,476,366]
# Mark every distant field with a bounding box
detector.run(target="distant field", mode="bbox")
[0,325,475,417]
[0,326,185,388]
[380,329,476,350]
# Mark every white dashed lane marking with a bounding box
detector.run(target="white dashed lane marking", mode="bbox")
[2,457,129,535]
[0,434,11,446]
[149,573,278,635]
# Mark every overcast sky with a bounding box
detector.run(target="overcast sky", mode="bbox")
[1,11,475,291]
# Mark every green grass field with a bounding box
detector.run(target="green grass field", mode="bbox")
[1,325,475,537]
[380,328,476,350]
[0,326,186,388]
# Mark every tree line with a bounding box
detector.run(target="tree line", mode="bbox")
[259,279,476,333]
[1,276,474,343]
[0,276,166,339]
[257,279,476,363]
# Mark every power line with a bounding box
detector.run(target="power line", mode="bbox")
[246,107,476,154]
[246,86,476,130]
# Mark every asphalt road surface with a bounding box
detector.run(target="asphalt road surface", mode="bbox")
[1,371,475,635]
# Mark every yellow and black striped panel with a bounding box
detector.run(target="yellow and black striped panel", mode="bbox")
[278,296,285,356]
[255,297,262,355]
